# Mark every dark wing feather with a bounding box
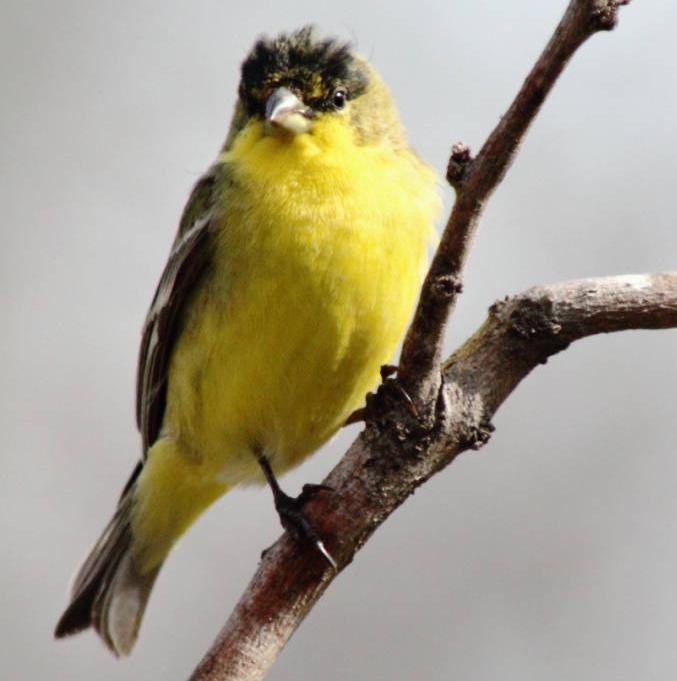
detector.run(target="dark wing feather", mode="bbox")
[135,169,221,453]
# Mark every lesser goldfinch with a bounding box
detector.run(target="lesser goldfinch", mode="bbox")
[55,26,439,655]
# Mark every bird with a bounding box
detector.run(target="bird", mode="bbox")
[55,25,439,656]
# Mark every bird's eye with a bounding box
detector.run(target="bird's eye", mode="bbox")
[332,89,347,109]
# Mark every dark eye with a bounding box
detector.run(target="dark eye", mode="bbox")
[332,88,347,109]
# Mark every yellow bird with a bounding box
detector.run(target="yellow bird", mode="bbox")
[55,26,439,655]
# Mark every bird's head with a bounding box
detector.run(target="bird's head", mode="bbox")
[228,26,405,149]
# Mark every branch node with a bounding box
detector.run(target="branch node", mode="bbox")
[465,419,495,451]
[431,273,464,299]
[590,0,630,32]
[446,142,473,188]
[489,297,509,317]
[508,296,561,341]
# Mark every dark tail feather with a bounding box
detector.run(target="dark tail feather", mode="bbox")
[55,466,161,656]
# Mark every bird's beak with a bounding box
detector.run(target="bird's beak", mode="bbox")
[265,87,315,135]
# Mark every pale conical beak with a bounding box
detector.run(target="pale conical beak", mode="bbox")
[265,87,314,135]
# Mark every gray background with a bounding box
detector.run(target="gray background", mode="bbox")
[2,1,677,679]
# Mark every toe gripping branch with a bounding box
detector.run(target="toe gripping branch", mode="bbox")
[345,364,419,427]
[258,455,337,570]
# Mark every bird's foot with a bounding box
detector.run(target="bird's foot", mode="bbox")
[345,364,418,426]
[257,455,336,568]
[273,484,337,569]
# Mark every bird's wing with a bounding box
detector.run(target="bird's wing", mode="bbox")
[135,168,222,454]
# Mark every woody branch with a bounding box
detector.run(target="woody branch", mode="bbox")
[190,273,677,681]
[188,2,664,681]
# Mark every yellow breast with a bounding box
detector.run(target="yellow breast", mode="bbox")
[164,117,439,484]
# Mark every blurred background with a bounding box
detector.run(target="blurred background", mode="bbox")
[2,1,677,679]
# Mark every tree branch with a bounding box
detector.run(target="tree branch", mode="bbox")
[443,273,677,422]
[188,1,643,679]
[397,0,630,408]
[192,268,676,681]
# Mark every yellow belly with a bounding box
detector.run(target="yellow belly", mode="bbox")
[164,118,438,484]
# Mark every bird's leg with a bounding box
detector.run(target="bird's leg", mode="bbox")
[257,455,337,569]
[345,364,419,425]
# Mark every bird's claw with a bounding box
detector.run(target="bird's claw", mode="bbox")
[346,364,419,426]
[273,486,337,570]
[380,364,398,380]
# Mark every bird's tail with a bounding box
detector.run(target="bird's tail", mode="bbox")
[54,464,161,656]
